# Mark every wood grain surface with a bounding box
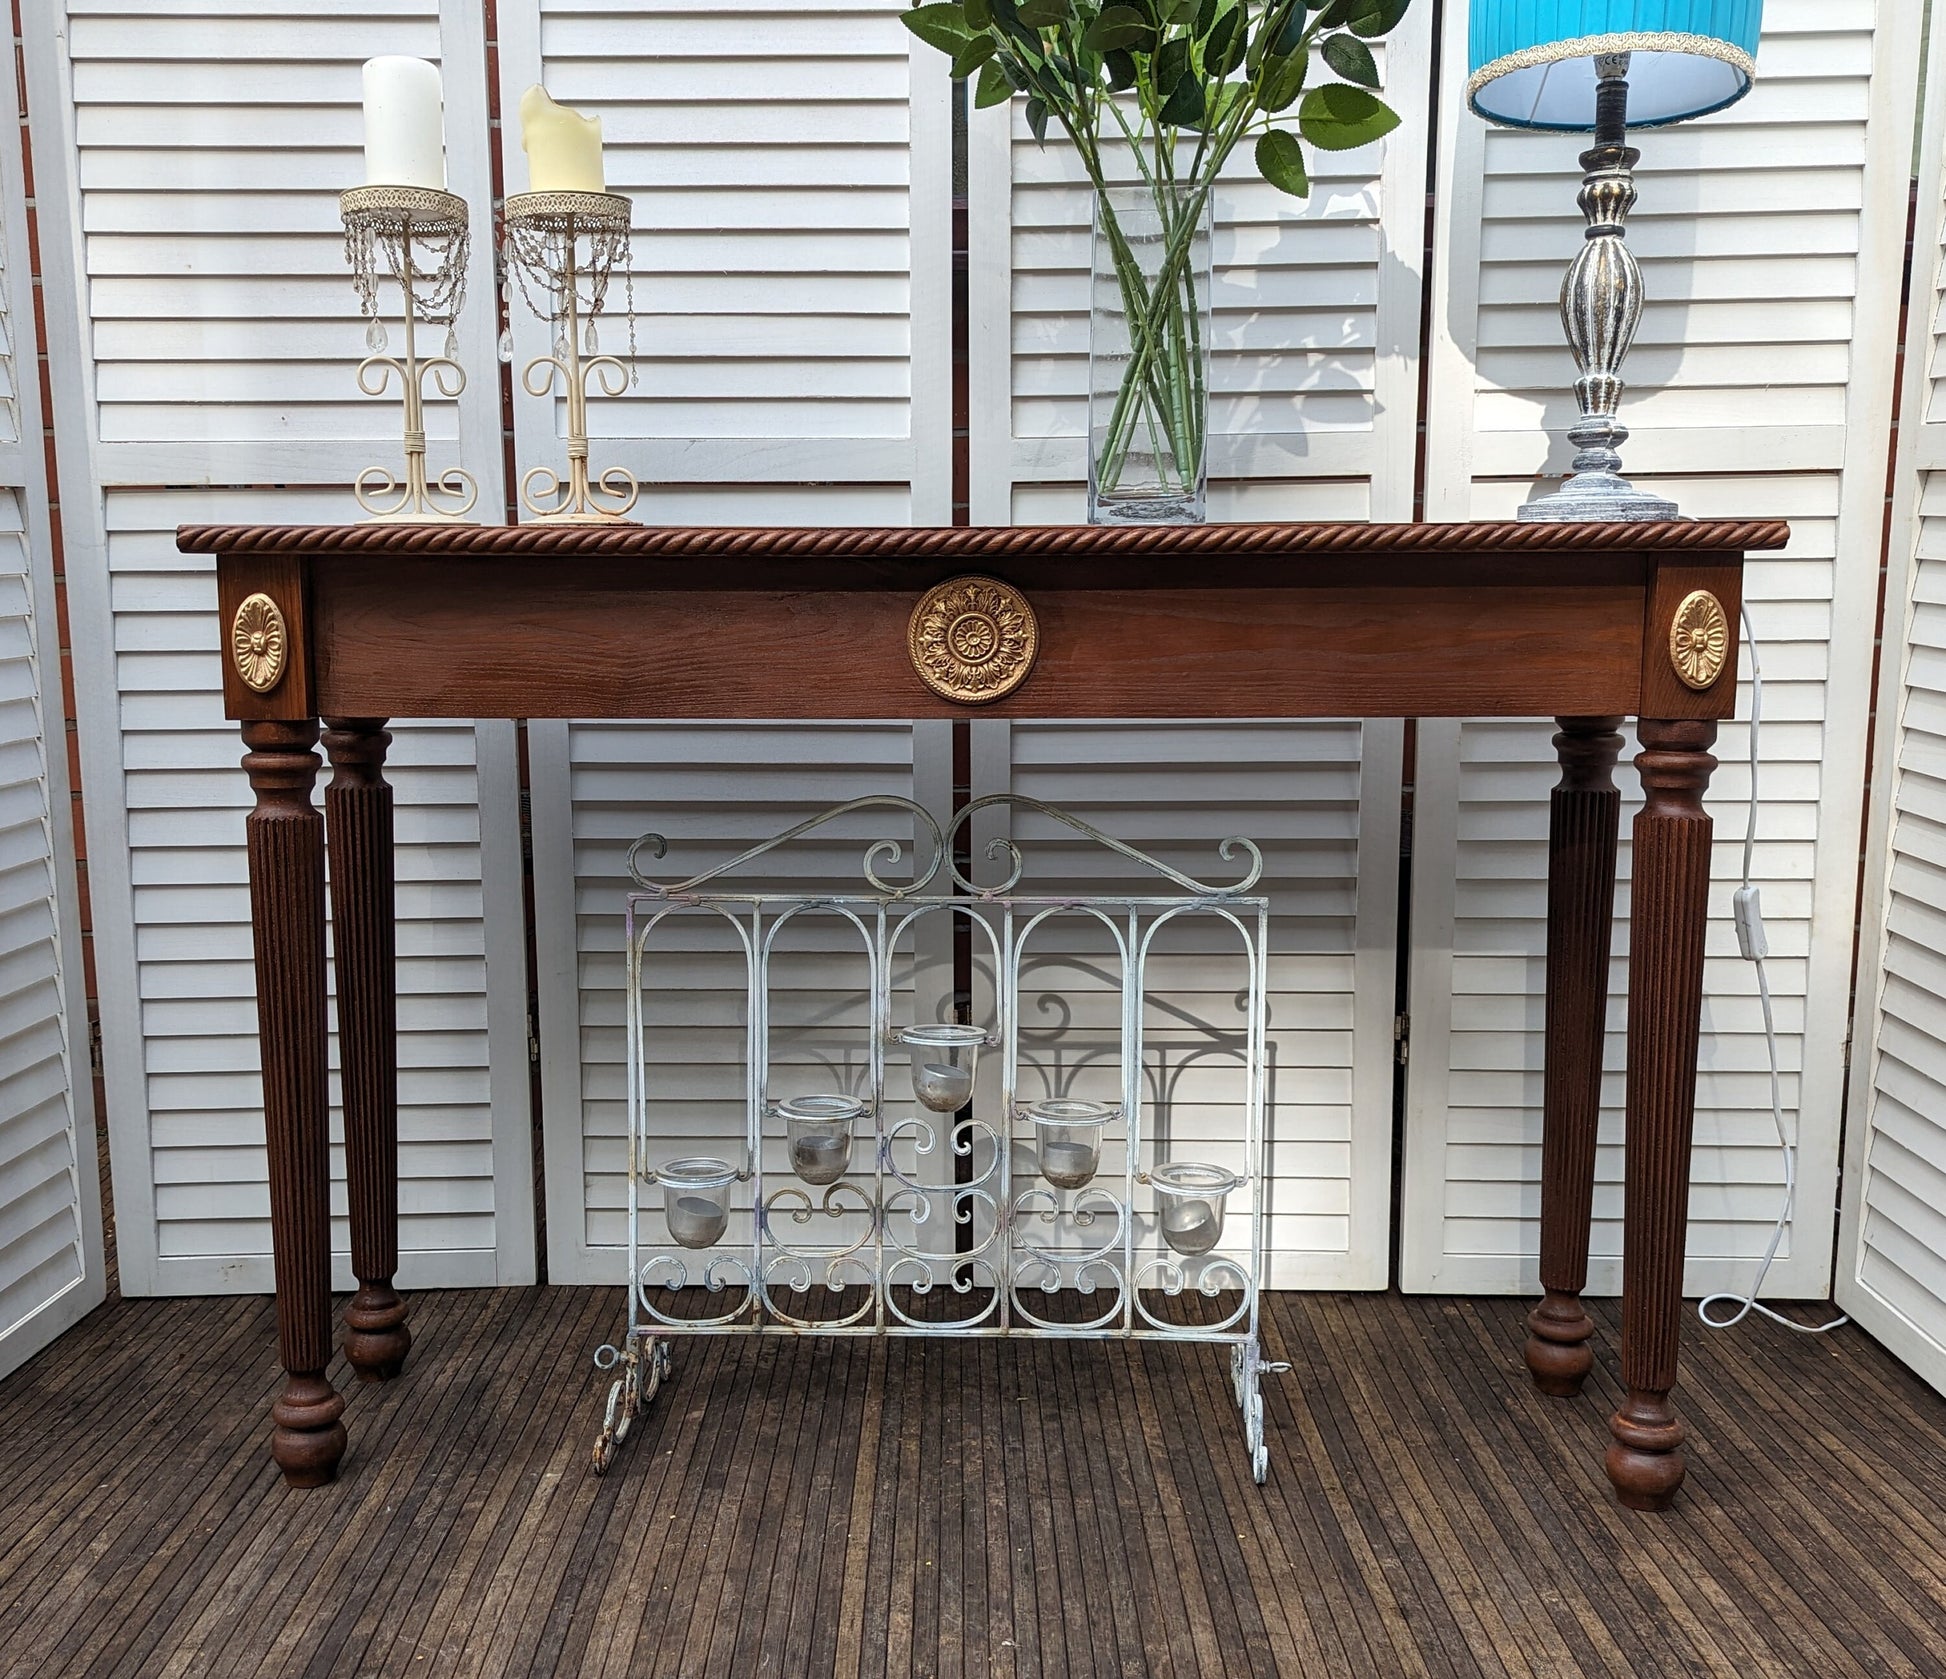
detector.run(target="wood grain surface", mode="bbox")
[0,1285,1936,1678]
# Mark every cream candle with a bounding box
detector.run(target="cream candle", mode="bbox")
[361,57,446,190]
[520,85,605,194]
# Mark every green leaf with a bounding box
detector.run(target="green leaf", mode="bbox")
[1320,31,1379,87]
[1153,35,1190,90]
[952,33,998,76]
[1254,128,1310,197]
[1158,72,1205,125]
[1205,6,1245,75]
[964,0,993,24]
[1346,0,1410,37]
[1271,2,1309,56]
[1081,4,1154,51]
[903,2,973,54]
[1311,0,1356,25]
[1261,48,1307,110]
[1024,95,1050,143]
[1168,0,1203,23]
[974,55,1015,106]
[1017,0,1070,24]
[1104,47,1139,88]
[1298,82,1400,148]
[1193,0,1221,33]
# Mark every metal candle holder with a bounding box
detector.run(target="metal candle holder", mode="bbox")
[501,189,640,525]
[1520,55,1678,523]
[591,793,1288,1484]
[339,185,480,525]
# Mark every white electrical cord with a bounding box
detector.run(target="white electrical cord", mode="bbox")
[1695,606,1848,1335]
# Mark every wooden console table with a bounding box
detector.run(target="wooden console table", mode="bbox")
[176,516,1789,1509]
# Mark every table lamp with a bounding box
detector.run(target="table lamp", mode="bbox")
[1469,2,1762,521]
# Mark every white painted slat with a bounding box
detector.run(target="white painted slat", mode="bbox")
[93,486,527,1287]
[1839,0,1946,1388]
[1407,0,1917,1295]
[964,22,1427,1287]
[508,4,953,1280]
[0,12,105,1376]
[968,720,1400,1288]
[24,2,534,1292]
[496,0,951,516]
[532,717,947,1281]
[968,8,1433,525]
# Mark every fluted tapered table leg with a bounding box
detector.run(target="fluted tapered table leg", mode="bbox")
[243,718,346,1487]
[324,717,410,1381]
[1526,716,1624,1396]
[1606,718,1717,1510]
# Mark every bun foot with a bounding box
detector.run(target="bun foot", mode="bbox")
[344,1281,411,1381]
[1606,1389,1686,1510]
[271,1373,347,1487]
[1524,1289,1595,1396]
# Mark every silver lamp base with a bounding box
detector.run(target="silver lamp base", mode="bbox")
[1518,468,1682,524]
[1523,56,1688,527]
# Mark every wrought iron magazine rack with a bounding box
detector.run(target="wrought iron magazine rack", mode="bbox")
[591,794,1285,1481]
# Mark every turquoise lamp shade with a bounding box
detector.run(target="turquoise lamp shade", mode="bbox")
[1469,1,1762,130]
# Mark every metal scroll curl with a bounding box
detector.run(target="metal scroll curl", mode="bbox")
[1133,1256,1252,1334]
[943,793,1262,897]
[627,794,945,899]
[625,791,1261,902]
[635,1253,753,1328]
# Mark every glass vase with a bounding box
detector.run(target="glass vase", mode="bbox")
[1086,182,1213,527]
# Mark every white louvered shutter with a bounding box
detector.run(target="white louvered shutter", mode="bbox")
[0,47,106,1375]
[1837,2,1946,1393]
[505,4,955,1280]
[962,15,1433,1285]
[968,723,1401,1287]
[23,2,536,1291]
[966,6,1432,525]
[1402,0,1917,1294]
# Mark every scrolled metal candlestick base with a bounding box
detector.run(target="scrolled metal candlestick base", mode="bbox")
[339,186,480,526]
[1520,56,1682,525]
[503,190,641,526]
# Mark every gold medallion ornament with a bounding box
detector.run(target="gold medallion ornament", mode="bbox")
[1668,589,1730,692]
[908,575,1039,705]
[231,592,289,695]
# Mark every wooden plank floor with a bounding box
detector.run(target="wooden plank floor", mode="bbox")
[2,1286,1943,1678]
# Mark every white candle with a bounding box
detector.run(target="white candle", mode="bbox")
[520,85,605,193]
[362,56,446,189]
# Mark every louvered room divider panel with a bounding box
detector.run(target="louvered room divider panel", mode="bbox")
[506,1,955,1281]
[965,5,1432,526]
[22,1,535,1292]
[1837,0,1946,1396]
[961,14,1432,1282]
[968,722,1401,1288]
[1402,0,1917,1295]
[0,42,106,1375]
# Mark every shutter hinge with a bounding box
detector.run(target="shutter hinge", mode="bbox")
[1394,1011,1410,1065]
[87,1015,103,1077]
[528,1011,541,1063]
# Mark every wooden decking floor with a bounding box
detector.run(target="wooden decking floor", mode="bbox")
[1,1286,1943,1678]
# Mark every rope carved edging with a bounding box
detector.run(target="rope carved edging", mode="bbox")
[176,519,1791,560]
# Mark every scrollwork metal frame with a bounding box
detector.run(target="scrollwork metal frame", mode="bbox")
[338,186,480,525]
[591,794,1284,1482]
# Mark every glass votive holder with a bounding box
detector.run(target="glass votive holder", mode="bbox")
[1149,1161,1243,1257]
[896,1024,987,1114]
[660,1156,735,1250]
[778,1094,864,1186]
[1025,1098,1116,1190]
